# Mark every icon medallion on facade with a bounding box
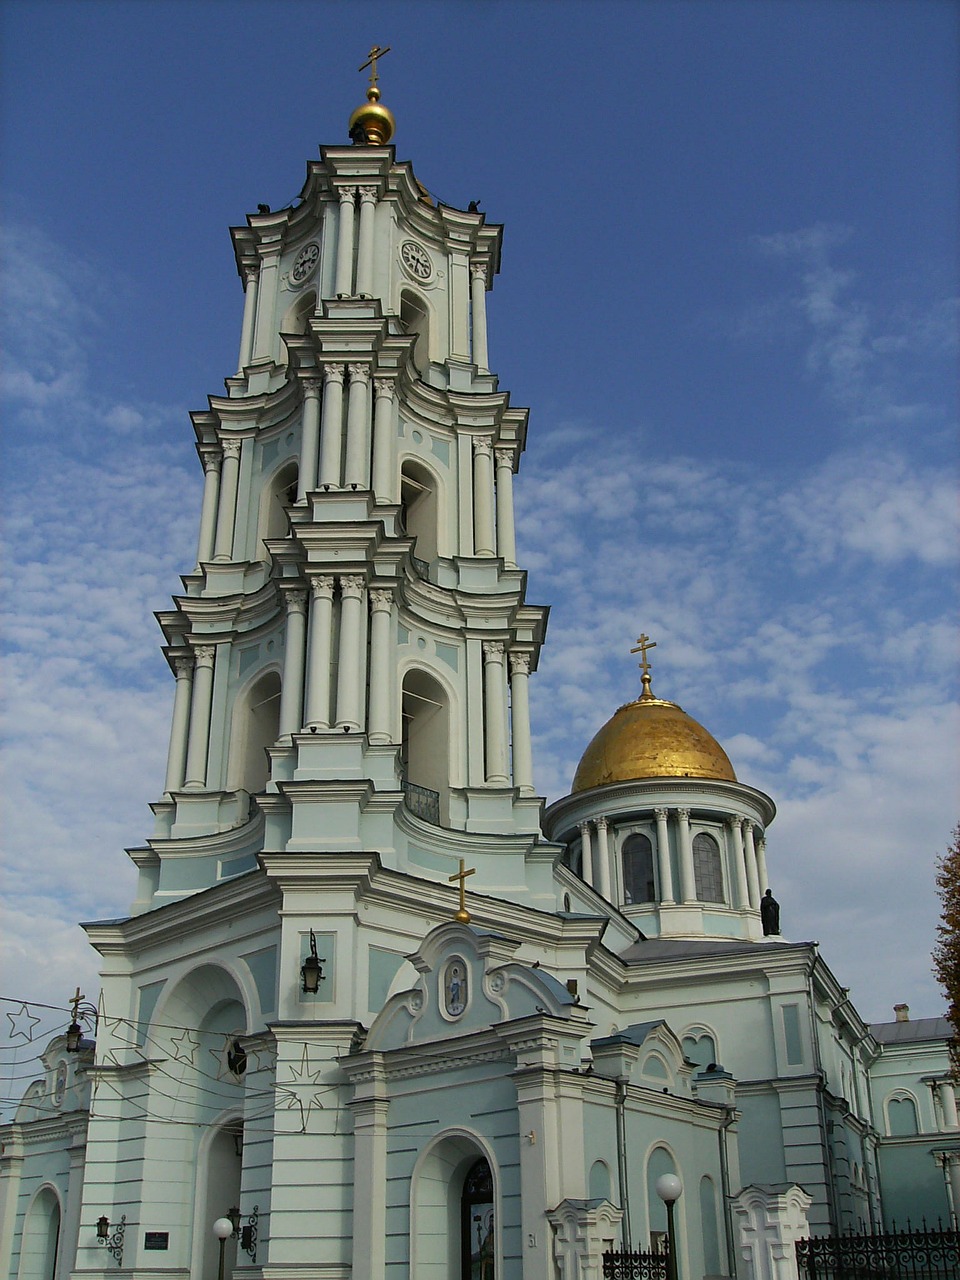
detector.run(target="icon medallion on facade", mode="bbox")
[291,241,320,285]
[442,957,468,1018]
[400,240,432,281]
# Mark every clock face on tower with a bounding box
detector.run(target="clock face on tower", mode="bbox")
[400,240,432,281]
[291,241,320,284]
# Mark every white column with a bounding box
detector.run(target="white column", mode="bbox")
[676,807,696,902]
[334,186,357,297]
[350,1093,389,1277]
[743,818,761,908]
[495,447,517,567]
[344,364,371,489]
[213,439,241,561]
[318,363,345,488]
[595,816,612,901]
[371,378,397,502]
[195,448,222,566]
[473,437,496,556]
[470,261,489,371]
[237,263,259,372]
[297,378,322,503]
[278,589,308,738]
[163,654,195,793]
[947,1153,960,1225]
[252,245,280,362]
[940,1081,960,1130]
[654,807,675,903]
[508,650,534,792]
[183,645,216,789]
[756,833,769,895]
[304,575,334,729]
[368,590,393,743]
[355,186,378,296]
[336,576,366,731]
[728,816,751,909]
[482,640,509,782]
[578,821,594,888]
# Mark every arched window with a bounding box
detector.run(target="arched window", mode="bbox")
[400,289,430,373]
[646,1147,677,1247]
[401,668,450,825]
[460,1157,495,1279]
[257,460,298,562]
[622,834,656,904]
[693,832,724,903]
[228,670,281,796]
[400,460,440,565]
[887,1094,920,1136]
[589,1159,612,1201]
[279,289,317,355]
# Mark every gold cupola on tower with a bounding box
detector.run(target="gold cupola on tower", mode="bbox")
[571,636,737,793]
[349,45,396,146]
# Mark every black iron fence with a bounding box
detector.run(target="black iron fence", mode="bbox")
[602,1247,670,1280]
[796,1223,960,1280]
[401,779,441,826]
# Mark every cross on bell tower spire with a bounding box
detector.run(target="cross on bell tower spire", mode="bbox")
[630,632,657,699]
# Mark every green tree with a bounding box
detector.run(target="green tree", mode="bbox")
[933,823,960,1076]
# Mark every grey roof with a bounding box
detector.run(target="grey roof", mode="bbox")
[620,937,808,964]
[591,1021,666,1050]
[870,1016,952,1044]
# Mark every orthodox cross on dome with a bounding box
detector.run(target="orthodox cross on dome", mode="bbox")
[359,44,391,89]
[630,633,657,697]
[448,858,476,924]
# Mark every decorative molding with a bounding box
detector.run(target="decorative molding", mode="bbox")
[508,651,530,677]
[473,437,493,458]
[482,640,505,662]
[358,185,378,204]
[373,377,394,400]
[221,439,242,460]
[322,362,346,384]
[347,363,370,384]
[172,654,195,678]
[369,589,392,613]
[308,575,335,600]
[302,376,322,396]
[340,575,366,599]
[284,589,308,615]
[192,644,216,667]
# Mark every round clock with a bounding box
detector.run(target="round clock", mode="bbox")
[291,241,320,284]
[401,240,432,281]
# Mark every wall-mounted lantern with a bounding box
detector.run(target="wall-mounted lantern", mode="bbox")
[300,929,326,994]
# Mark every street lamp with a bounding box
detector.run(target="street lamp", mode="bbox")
[655,1174,683,1280]
[213,1217,234,1280]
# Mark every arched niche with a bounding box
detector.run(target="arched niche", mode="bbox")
[278,289,317,359]
[400,457,441,565]
[227,668,282,796]
[681,1028,719,1071]
[645,1146,678,1243]
[886,1093,920,1136]
[257,459,298,562]
[18,1186,61,1280]
[410,1131,499,1280]
[401,666,452,825]
[400,288,430,374]
[589,1159,612,1201]
[193,1115,244,1280]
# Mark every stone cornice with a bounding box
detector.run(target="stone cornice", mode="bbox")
[82,870,280,956]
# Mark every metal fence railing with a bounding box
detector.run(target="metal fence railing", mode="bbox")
[796,1222,959,1280]
[401,779,441,826]
[602,1247,670,1280]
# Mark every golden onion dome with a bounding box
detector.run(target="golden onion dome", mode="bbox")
[571,673,737,793]
[349,86,396,146]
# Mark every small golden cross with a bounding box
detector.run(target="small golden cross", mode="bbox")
[630,633,657,676]
[448,858,476,924]
[359,44,392,89]
[70,987,84,1019]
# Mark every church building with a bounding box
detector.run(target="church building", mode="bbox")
[1,62,957,1280]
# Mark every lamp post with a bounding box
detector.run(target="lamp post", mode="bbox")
[213,1217,234,1280]
[655,1174,683,1280]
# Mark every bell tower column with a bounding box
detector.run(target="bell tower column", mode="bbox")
[578,821,594,888]
[344,364,371,489]
[743,819,761,908]
[278,589,308,739]
[482,641,509,782]
[183,644,216,789]
[470,261,489,371]
[237,263,259,371]
[213,440,241,560]
[297,378,323,503]
[495,448,518,567]
[371,378,397,502]
[473,438,496,556]
[195,447,222,566]
[356,186,378,296]
[508,650,534,792]
[368,590,394,744]
[594,816,613,901]
[318,364,346,488]
[163,654,195,794]
[304,575,335,730]
[336,576,366,731]
[335,187,357,296]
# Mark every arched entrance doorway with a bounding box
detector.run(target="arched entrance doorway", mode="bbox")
[461,1157,495,1279]
[19,1187,60,1280]
[411,1134,498,1279]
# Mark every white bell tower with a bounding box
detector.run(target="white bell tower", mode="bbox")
[141,64,552,918]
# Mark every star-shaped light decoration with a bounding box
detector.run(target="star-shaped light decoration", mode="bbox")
[6,1004,42,1043]
[208,1033,248,1082]
[170,1029,200,1065]
[272,1045,326,1133]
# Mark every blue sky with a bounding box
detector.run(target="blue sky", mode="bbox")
[1,0,957,1081]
